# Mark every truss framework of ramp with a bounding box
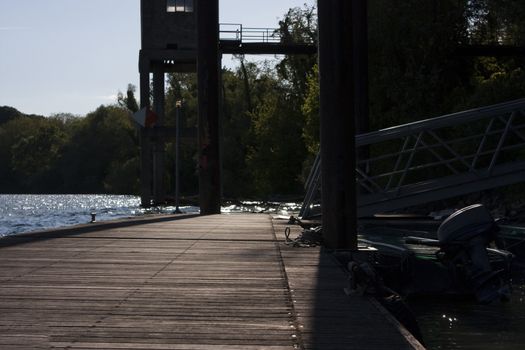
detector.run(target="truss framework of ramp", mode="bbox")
[301,99,525,218]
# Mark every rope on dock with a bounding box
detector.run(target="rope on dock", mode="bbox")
[285,226,323,247]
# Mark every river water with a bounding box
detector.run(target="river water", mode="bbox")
[409,282,525,349]
[0,194,297,237]
[0,194,199,237]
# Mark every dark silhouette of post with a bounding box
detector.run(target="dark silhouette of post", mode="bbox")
[174,101,182,213]
[139,69,152,207]
[353,0,369,135]
[197,0,221,215]
[352,0,370,192]
[318,0,358,250]
[152,66,166,204]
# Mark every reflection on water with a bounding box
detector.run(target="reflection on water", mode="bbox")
[221,201,300,216]
[361,222,525,349]
[0,194,198,237]
[0,194,300,237]
[409,281,525,350]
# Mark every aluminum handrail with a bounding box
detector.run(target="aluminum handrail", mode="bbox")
[355,100,525,214]
[300,98,525,218]
[356,98,525,146]
[358,125,525,166]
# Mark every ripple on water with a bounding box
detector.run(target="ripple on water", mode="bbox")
[0,195,296,237]
[0,194,143,237]
[410,280,525,350]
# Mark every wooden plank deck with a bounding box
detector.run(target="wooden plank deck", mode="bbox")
[0,214,423,349]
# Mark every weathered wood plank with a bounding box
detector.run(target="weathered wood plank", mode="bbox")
[0,214,422,349]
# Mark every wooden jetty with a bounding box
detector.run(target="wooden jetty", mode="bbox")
[0,214,424,349]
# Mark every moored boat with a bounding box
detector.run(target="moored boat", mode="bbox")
[353,204,514,303]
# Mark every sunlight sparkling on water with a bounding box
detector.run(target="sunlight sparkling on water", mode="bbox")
[410,283,525,350]
[0,194,142,236]
[0,195,299,237]
[0,194,203,237]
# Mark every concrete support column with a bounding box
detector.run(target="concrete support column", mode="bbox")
[152,66,165,205]
[197,0,221,215]
[353,0,369,136]
[352,0,370,186]
[139,69,152,207]
[318,0,357,250]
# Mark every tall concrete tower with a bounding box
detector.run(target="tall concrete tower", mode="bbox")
[138,0,198,207]
[139,0,221,214]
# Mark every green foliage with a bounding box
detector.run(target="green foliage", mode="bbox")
[302,64,320,155]
[59,105,138,193]
[163,5,319,199]
[3,2,525,200]
[0,103,139,194]
[463,65,525,107]
[368,0,471,129]
[0,106,23,125]
[104,157,140,194]
[364,0,525,131]
[466,0,525,45]
[165,141,199,197]
[164,73,199,196]
[166,73,198,128]
[276,5,318,101]
[0,115,42,192]
[117,84,139,113]
[10,118,69,191]
[221,66,254,198]
[245,79,307,196]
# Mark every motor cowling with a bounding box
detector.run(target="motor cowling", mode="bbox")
[437,204,510,303]
[438,204,497,246]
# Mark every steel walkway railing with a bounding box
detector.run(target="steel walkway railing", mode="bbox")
[301,98,525,218]
[218,23,316,55]
[219,23,281,43]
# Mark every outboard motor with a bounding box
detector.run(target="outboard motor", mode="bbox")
[437,204,510,303]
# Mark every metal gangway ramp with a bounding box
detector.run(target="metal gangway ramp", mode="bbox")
[301,98,525,218]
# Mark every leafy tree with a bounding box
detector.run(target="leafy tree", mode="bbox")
[221,64,258,198]
[301,64,320,155]
[165,73,199,196]
[0,115,40,192]
[276,5,318,101]
[0,106,23,125]
[104,158,140,194]
[10,118,69,191]
[466,0,525,45]
[58,105,139,194]
[245,67,307,197]
[117,84,140,113]
[461,0,525,107]
[367,0,472,129]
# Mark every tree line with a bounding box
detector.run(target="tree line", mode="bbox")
[1,1,524,200]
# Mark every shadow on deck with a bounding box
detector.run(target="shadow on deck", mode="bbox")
[0,214,423,349]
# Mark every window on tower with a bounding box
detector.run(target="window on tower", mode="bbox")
[167,0,193,13]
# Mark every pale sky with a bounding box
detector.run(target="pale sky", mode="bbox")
[0,0,314,116]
